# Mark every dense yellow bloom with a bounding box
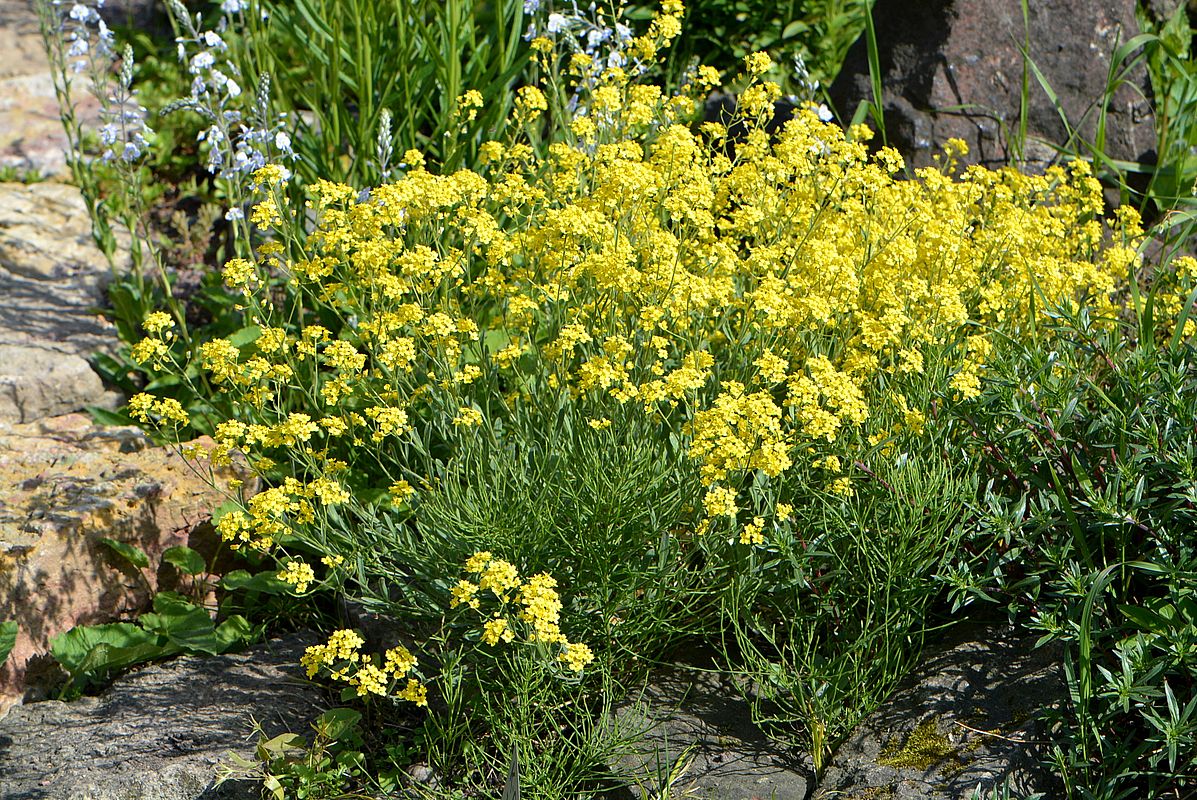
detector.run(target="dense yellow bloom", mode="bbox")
[740,516,765,546]
[743,51,773,76]
[515,86,548,120]
[142,311,175,335]
[397,678,428,707]
[131,338,169,367]
[703,485,738,518]
[384,645,417,676]
[130,40,1144,717]
[278,560,315,593]
[481,617,514,645]
[559,642,594,672]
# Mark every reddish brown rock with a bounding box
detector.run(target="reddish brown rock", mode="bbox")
[829,0,1158,171]
[0,414,233,715]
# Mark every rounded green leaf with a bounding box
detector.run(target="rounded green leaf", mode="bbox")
[99,538,150,569]
[162,546,206,575]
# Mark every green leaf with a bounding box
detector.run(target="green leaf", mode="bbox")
[139,593,226,655]
[221,570,290,595]
[316,708,362,741]
[781,20,807,39]
[1119,603,1172,633]
[0,620,17,664]
[99,538,150,569]
[86,406,136,427]
[213,615,253,650]
[162,546,206,576]
[50,622,164,677]
[227,325,263,349]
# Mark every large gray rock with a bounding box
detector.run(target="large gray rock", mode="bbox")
[0,181,126,422]
[829,0,1158,171]
[0,632,324,800]
[613,653,812,800]
[815,625,1063,799]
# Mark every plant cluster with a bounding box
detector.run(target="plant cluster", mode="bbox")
[22,0,1197,797]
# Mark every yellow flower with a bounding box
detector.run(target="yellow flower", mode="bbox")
[389,479,415,504]
[481,617,514,645]
[559,642,594,672]
[453,406,484,427]
[703,486,738,518]
[384,645,417,677]
[142,311,174,335]
[397,678,428,707]
[739,516,765,546]
[278,560,316,593]
[350,663,389,696]
[515,86,548,120]
[743,51,773,76]
[252,164,290,187]
[450,579,480,610]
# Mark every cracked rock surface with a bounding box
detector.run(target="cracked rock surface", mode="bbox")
[0,181,128,423]
[0,632,324,800]
[0,415,237,714]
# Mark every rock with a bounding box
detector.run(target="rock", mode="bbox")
[612,650,811,799]
[0,414,241,714]
[0,631,324,800]
[829,0,1158,172]
[0,181,128,422]
[815,625,1063,799]
[0,0,104,179]
[99,0,172,34]
[1142,0,1194,24]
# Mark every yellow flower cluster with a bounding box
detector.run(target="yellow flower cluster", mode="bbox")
[451,552,594,673]
[300,629,427,705]
[131,30,1145,594]
[278,559,315,593]
[214,474,349,551]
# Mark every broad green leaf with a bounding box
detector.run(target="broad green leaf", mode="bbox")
[0,621,17,664]
[228,325,263,349]
[162,546,206,576]
[86,406,136,427]
[50,622,162,676]
[316,708,362,741]
[99,538,149,569]
[221,570,289,595]
[213,615,253,650]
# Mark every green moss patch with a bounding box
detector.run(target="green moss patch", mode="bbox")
[877,718,962,772]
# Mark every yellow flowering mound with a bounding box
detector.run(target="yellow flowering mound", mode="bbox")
[129,90,1143,555]
[120,33,1157,737]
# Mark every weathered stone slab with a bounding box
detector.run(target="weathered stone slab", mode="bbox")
[830,0,1157,172]
[0,631,323,800]
[815,625,1063,799]
[0,0,100,179]
[613,654,812,800]
[0,414,236,714]
[0,181,128,422]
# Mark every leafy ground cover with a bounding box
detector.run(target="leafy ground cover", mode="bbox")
[14,0,1197,797]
